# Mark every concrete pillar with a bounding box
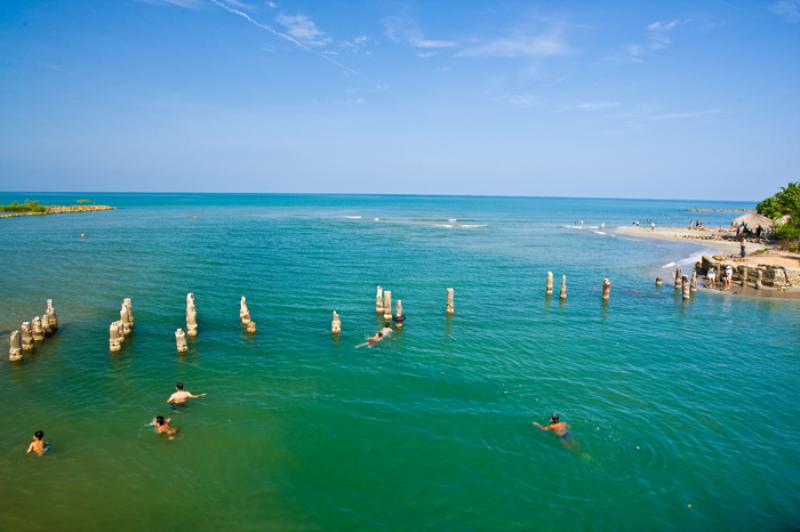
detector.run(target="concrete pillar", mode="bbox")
[546,272,554,295]
[246,321,257,334]
[45,299,58,331]
[120,303,132,336]
[559,275,567,300]
[674,268,682,290]
[186,292,198,337]
[681,275,691,300]
[331,311,341,335]
[446,288,455,315]
[21,322,33,351]
[756,270,763,289]
[109,321,123,353]
[395,300,404,328]
[40,314,53,336]
[175,328,188,353]
[690,272,697,292]
[9,329,22,361]
[375,286,384,314]
[739,267,748,287]
[655,277,663,287]
[601,278,611,301]
[383,290,393,322]
[31,316,44,341]
[240,296,251,324]
[123,298,134,326]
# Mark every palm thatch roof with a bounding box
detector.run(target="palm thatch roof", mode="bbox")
[731,212,774,230]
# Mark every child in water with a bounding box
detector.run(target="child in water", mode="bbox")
[26,431,49,455]
[152,416,178,440]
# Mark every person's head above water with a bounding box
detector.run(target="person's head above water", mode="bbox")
[156,416,165,425]
[550,413,560,424]
[377,332,383,338]
[176,383,184,390]
[33,430,44,440]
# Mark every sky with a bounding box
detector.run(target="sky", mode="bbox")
[0,0,798,200]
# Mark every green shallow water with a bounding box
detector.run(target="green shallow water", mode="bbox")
[0,193,798,530]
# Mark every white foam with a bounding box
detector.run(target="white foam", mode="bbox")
[342,216,362,220]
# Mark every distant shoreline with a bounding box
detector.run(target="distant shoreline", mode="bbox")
[0,205,115,219]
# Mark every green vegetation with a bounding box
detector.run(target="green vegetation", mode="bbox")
[757,182,800,245]
[77,198,92,204]
[0,200,48,213]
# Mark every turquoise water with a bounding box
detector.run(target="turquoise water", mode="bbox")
[0,193,798,530]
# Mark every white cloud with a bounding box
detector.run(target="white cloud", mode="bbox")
[646,19,685,50]
[139,0,204,8]
[458,30,568,58]
[383,13,457,52]
[413,38,457,49]
[266,0,278,8]
[353,34,369,45]
[625,43,645,63]
[772,0,800,22]
[561,101,622,112]
[275,13,331,47]
[417,51,438,59]
[501,94,537,108]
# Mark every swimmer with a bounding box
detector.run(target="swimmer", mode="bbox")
[381,322,393,336]
[356,331,383,349]
[26,430,49,455]
[166,382,207,405]
[152,416,178,439]
[534,412,571,439]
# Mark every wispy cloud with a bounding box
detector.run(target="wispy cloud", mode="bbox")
[499,94,538,108]
[206,0,354,73]
[622,19,687,63]
[275,13,331,47]
[140,0,204,8]
[561,101,622,112]
[266,0,278,8]
[458,28,569,58]
[383,12,457,51]
[772,0,800,22]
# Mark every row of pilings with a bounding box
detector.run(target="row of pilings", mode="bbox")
[8,300,58,361]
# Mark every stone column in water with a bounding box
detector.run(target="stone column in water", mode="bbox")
[9,330,22,361]
[740,267,748,287]
[45,299,58,331]
[21,322,34,351]
[395,300,405,328]
[655,277,663,287]
[601,278,611,301]
[446,288,455,315]
[383,290,393,322]
[120,303,132,336]
[109,321,123,353]
[175,328,188,353]
[124,298,134,327]
[331,311,341,335]
[674,268,682,290]
[756,270,763,289]
[240,296,251,324]
[546,272,554,296]
[375,286,384,314]
[690,272,697,292]
[40,314,53,336]
[186,293,198,337]
[681,275,691,300]
[559,275,567,300]
[31,316,44,341]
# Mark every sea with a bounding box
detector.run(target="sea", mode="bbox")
[0,193,797,530]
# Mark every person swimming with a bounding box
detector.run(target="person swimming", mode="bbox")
[356,331,384,349]
[166,382,207,405]
[26,430,49,455]
[152,416,178,440]
[534,412,571,440]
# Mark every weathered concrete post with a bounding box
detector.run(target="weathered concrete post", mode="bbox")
[109,321,123,353]
[240,296,251,324]
[175,328,188,353]
[31,316,45,342]
[740,267,748,287]
[9,330,22,361]
[395,300,405,328]
[756,270,763,290]
[674,268,682,290]
[383,291,393,322]
[375,286,384,314]
[186,292,198,337]
[246,320,257,334]
[546,272,554,296]
[40,314,53,336]
[446,288,455,315]
[45,299,58,331]
[655,277,663,287]
[559,275,567,300]
[120,303,132,336]
[690,272,697,292]
[681,275,691,300]
[21,322,34,352]
[601,278,611,301]
[331,311,341,335]
[123,298,134,327]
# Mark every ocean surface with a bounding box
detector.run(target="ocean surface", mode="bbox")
[0,193,797,531]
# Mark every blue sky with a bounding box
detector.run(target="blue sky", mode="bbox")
[0,0,798,199]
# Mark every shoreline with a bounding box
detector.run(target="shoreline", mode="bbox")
[0,205,115,218]
[615,225,800,300]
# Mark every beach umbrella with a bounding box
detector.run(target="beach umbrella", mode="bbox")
[730,212,774,230]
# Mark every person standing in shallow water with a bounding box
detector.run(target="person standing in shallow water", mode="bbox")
[166,382,207,405]
[26,430,49,455]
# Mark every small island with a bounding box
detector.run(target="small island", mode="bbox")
[0,200,115,218]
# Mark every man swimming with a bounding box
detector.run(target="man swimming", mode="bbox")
[356,331,383,348]
[166,382,207,405]
[534,412,571,440]
[152,416,178,439]
[26,430,49,455]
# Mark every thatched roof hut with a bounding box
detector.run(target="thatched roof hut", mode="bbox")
[731,212,774,230]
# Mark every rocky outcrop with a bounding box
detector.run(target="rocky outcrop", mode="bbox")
[698,256,799,288]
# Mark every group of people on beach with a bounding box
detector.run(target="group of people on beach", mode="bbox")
[26,382,206,453]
